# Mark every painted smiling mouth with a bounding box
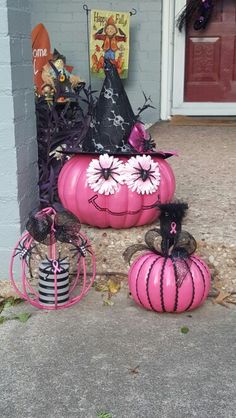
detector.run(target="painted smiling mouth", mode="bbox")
[88,194,160,216]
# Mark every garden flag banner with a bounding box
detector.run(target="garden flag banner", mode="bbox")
[90,9,130,79]
[31,23,51,92]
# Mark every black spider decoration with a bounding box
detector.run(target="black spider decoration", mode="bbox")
[14,238,35,266]
[40,255,69,279]
[93,159,121,182]
[70,236,92,258]
[133,162,157,183]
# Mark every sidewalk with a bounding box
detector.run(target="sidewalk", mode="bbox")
[0,289,236,418]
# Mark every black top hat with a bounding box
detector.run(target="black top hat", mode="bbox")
[69,60,175,159]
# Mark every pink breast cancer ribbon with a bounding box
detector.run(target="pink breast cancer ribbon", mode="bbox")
[170,222,177,235]
[52,260,62,274]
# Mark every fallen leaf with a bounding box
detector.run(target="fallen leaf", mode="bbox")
[213,290,231,308]
[226,297,236,306]
[0,297,24,314]
[181,326,189,334]
[97,412,112,418]
[94,282,109,293]
[107,279,121,295]
[103,297,114,307]
[129,365,140,375]
[0,312,32,324]
[14,312,32,323]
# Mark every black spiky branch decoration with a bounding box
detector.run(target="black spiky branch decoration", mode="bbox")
[136,91,155,118]
[177,0,214,32]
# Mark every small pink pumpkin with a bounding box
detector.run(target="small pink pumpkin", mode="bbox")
[128,252,211,313]
[58,154,176,229]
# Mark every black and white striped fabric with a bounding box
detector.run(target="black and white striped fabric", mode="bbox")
[38,258,69,305]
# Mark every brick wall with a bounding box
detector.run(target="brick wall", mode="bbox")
[30,0,162,124]
[0,0,38,278]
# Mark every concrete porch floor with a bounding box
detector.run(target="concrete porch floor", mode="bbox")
[81,122,236,292]
[1,122,236,418]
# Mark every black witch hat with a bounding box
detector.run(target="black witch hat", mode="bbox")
[66,60,175,159]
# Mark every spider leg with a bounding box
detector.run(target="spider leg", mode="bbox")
[148,177,154,186]
[130,173,143,180]
[110,169,120,176]
[138,162,143,170]
[109,160,114,170]
[109,174,119,184]
[14,248,22,258]
[93,167,104,172]
[95,174,105,183]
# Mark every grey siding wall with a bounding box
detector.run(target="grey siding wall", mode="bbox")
[0,0,38,278]
[30,0,162,124]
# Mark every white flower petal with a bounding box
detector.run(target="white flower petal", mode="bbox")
[123,155,161,195]
[86,155,125,195]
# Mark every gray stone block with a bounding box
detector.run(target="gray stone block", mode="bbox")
[0,37,11,62]
[0,8,8,35]
[8,9,31,36]
[0,122,15,148]
[0,224,21,248]
[0,198,20,225]
[0,95,14,121]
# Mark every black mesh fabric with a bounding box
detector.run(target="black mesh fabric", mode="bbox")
[26,212,53,244]
[26,209,81,245]
[54,211,81,244]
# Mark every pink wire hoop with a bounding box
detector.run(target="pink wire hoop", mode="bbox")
[9,209,96,310]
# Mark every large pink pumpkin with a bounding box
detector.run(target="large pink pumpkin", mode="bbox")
[58,154,175,229]
[128,252,211,313]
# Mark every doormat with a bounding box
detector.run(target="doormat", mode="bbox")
[171,116,236,126]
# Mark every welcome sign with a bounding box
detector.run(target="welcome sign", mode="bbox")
[31,23,51,92]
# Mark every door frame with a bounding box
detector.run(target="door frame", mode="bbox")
[161,0,236,120]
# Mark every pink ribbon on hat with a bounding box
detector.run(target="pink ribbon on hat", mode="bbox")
[128,122,149,152]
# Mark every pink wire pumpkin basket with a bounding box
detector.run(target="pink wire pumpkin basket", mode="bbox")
[10,207,96,310]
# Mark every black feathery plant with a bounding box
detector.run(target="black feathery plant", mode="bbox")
[35,84,97,209]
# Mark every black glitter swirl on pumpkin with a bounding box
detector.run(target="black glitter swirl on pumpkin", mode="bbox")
[160,257,168,312]
[136,256,153,307]
[172,259,180,312]
[184,259,195,311]
[191,256,207,303]
[146,256,161,311]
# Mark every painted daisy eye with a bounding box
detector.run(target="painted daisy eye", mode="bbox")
[123,155,161,195]
[86,154,125,195]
